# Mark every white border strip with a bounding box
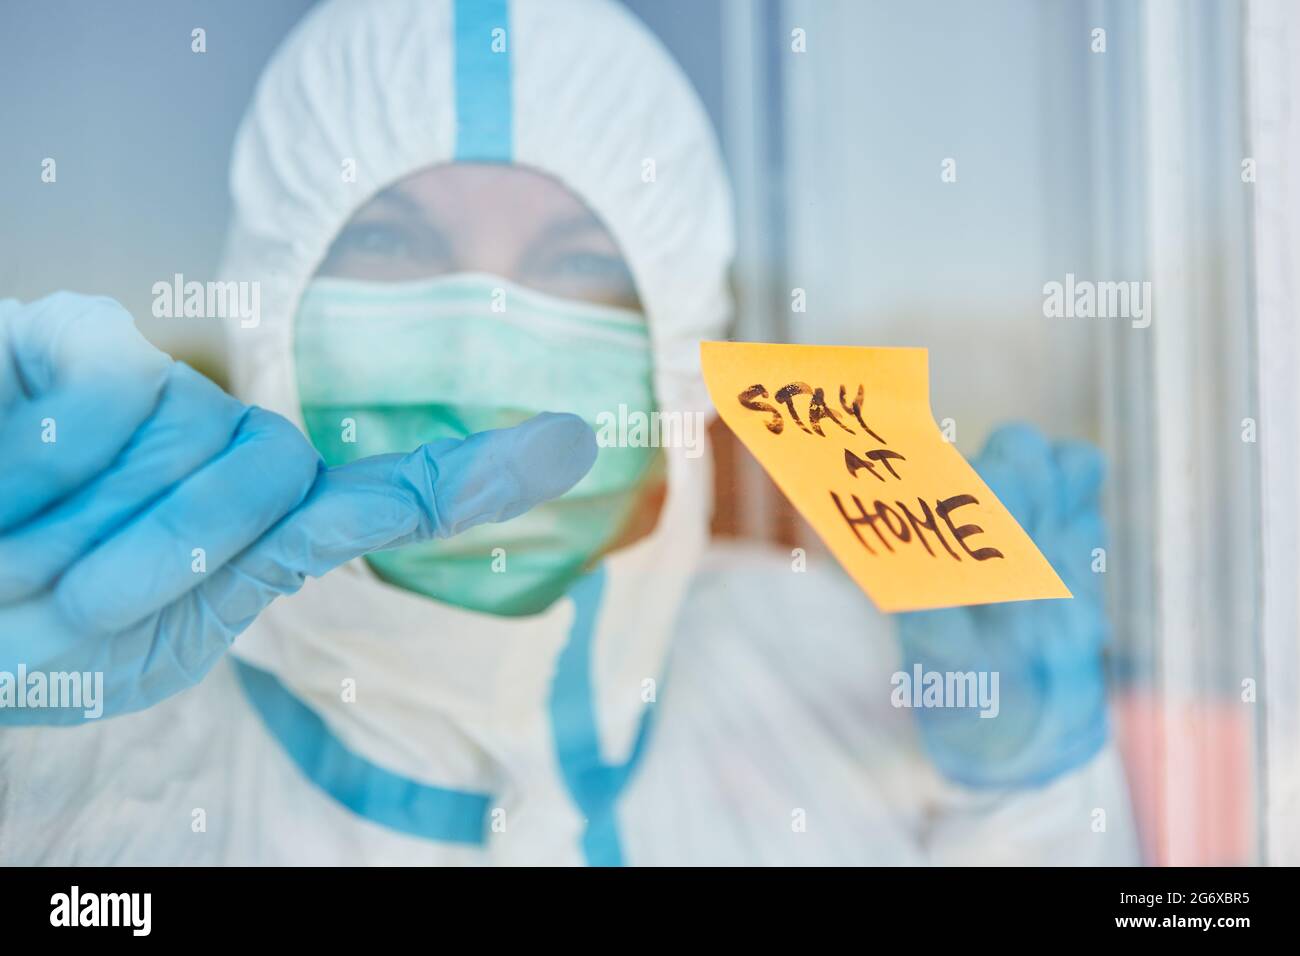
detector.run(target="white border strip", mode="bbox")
[1246,0,1300,867]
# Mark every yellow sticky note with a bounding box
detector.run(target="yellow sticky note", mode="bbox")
[701,341,1070,612]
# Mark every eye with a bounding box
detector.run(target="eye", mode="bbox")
[549,251,633,282]
[329,222,414,259]
[527,249,641,309]
[553,251,624,277]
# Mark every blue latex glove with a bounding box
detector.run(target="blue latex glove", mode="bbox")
[896,423,1109,789]
[0,293,596,725]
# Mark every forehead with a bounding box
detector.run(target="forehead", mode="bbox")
[364,163,600,226]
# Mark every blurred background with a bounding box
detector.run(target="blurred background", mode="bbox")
[2,0,1294,864]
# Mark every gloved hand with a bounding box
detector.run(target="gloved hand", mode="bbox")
[0,293,596,725]
[897,423,1109,789]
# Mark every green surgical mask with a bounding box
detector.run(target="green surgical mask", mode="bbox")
[295,272,660,616]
